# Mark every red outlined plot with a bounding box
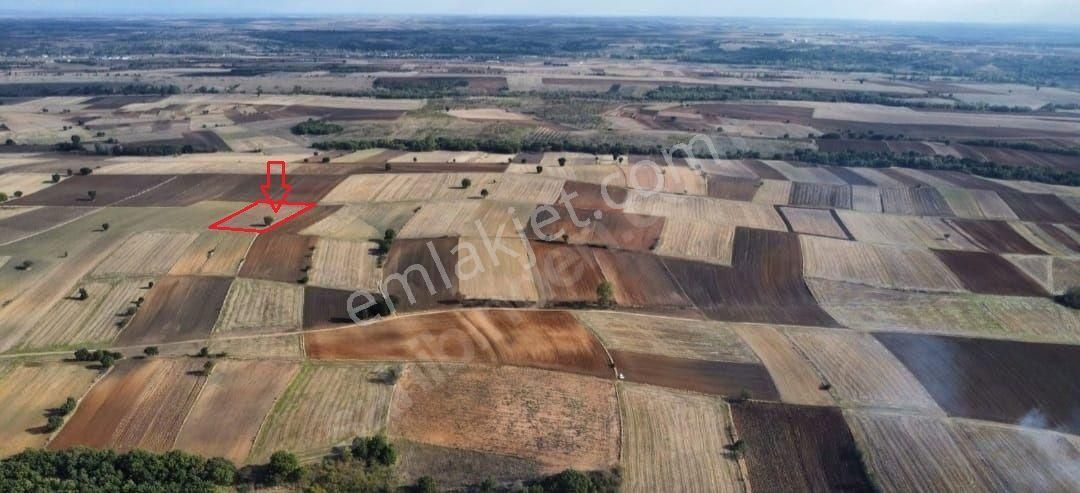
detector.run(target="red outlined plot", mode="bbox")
[208,161,317,233]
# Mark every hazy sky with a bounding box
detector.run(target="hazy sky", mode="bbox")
[7,0,1080,25]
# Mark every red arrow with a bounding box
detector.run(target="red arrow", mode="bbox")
[260,160,292,212]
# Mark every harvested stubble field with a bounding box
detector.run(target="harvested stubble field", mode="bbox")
[1008,221,1080,257]
[653,218,735,264]
[800,235,965,292]
[249,363,396,462]
[946,218,1046,254]
[624,191,788,231]
[237,233,318,283]
[299,202,417,240]
[875,333,1080,433]
[309,238,381,291]
[529,242,606,305]
[305,309,611,378]
[764,161,846,185]
[779,206,847,238]
[730,324,833,406]
[174,360,300,464]
[322,173,485,203]
[561,180,630,211]
[750,179,793,205]
[167,231,252,277]
[0,362,100,456]
[619,383,744,493]
[526,205,665,252]
[21,276,150,350]
[730,401,874,492]
[455,236,540,303]
[879,186,954,216]
[575,311,759,363]
[933,249,1049,296]
[50,358,207,453]
[214,278,303,334]
[997,191,1078,223]
[788,182,853,209]
[399,200,525,239]
[612,350,779,399]
[783,328,943,413]
[209,333,304,360]
[89,231,198,278]
[706,176,762,201]
[116,174,251,207]
[663,228,839,327]
[950,418,1080,491]
[0,172,55,198]
[388,364,619,471]
[117,275,232,345]
[836,210,981,251]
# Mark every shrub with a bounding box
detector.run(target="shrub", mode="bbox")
[76,287,88,300]
[100,223,109,231]
[144,346,159,356]
[268,451,303,485]
[87,190,96,200]
[290,119,343,135]
[0,192,6,203]
[13,191,21,198]
[349,435,397,467]
[4,138,13,145]
[461,178,472,188]
[416,475,438,493]
[79,167,93,176]
[1056,286,1080,309]
[321,156,331,163]
[263,216,273,227]
[480,188,489,198]
[51,173,60,183]
[596,281,615,307]
[536,165,544,174]
[558,156,567,166]
[44,414,64,432]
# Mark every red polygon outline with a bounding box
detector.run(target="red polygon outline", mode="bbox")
[207,199,317,234]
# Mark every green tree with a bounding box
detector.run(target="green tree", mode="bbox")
[59,397,77,415]
[536,165,544,174]
[263,216,273,227]
[70,135,81,145]
[596,281,615,307]
[99,353,115,369]
[268,451,302,485]
[0,192,7,203]
[480,188,489,198]
[100,223,109,231]
[87,190,97,201]
[461,178,472,189]
[542,469,592,493]
[417,475,438,493]
[558,156,567,166]
[143,346,159,357]
[51,173,60,183]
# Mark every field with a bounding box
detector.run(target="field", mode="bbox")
[529,242,606,304]
[21,276,149,349]
[383,237,460,310]
[950,418,1080,491]
[800,235,966,292]
[167,231,252,277]
[309,238,381,291]
[388,364,619,471]
[250,363,396,462]
[89,231,198,278]
[394,440,546,489]
[612,350,779,399]
[592,249,692,309]
[11,174,173,206]
[624,191,788,231]
[50,358,207,452]
[835,210,980,250]
[305,310,612,378]
[783,328,944,412]
[788,182,853,209]
[299,203,417,240]
[238,233,318,283]
[876,333,1080,433]
[946,219,1046,254]
[730,401,874,492]
[455,236,540,303]
[730,324,833,406]
[779,206,847,238]
[117,275,232,345]
[653,218,735,264]
[0,362,100,456]
[575,311,759,363]
[619,383,744,493]
[526,205,665,252]
[932,249,1049,296]
[213,278,303,334]
[399,200,524,239]
[174,360,300,463]
[301,287,357,329]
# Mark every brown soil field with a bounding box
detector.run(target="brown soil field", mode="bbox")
[877,168,930,187]
[215,174,347,204]
[822,166,878,186]
[933,249,1049,296]
[997,191,1078,223]
[526,205,664,252]
[383,237,460,310]
[576,311,759,363]
[817,138,891,154]
[214,278,303,334]
[174,360,300,463]
[788,182,853,209]
[117,174,250,207]
[731,401,874,492]
[780,206,848,238]
[654,218,735,264]
[739,159,789,180]
[952,144,1080,172]
[947,218,1047,254]
[10,174,173,206]
[0,206,93,245]
[695,103,816,125]
[730,324,833,406]
[612,350,779,400]
[167,231,253,277]
[880,186,954,216]
[237,233,318,283]
[1033,222,1080,254]
[0,362,100,456]
[309,238,381,291]
[302,286,358,329]
[50,358,207,452]
[529,241,606,305]
[876,333,1080,434]
[784,328,943,413]
[1007,222,1079,257]
[844,411,997,492]
[455,236,540,304]
[89,231,198,278]
[250,363,396,462]
[592,249,692,309]
[561,180,630,211]
[922,170,1018,193]
[706,176,761,201]
[394,440,546,490]
[619,383,743,493]
[664,227,839,327]
[117,275,232,345]
[305,309,612,378]
[388,363,619,471]
[801,235,965,292]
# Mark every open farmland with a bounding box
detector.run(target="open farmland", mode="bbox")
[49,358,207,452]
[653,218,735,264]
[455,236,540,303]
[21,276,149,349]
[174,360,299,463]
[779,206,847,238]
[576,311,758,363]
[167,231,252,277]
[305,309,612,378]
[619,383,744,493]
[529,242,606,304]
[89,231,198,278]
[117,275,232,345]
[730,324,834,406]
[213,278,303,334]
[237,233,317,283]
[309,238,381,291]
[382,237,460,310]
[250,363,396,462]
[800,235,965,292]
[731,401,874,492]
[612,350,779,399]
[388,364,619,471]
[0,363,100,456]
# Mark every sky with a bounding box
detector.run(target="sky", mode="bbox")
[6,0,1080,25]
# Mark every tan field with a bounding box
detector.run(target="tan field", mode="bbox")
[950,419,1080,491]
[576,311,758,363]
[800,235,966,292]
[300,202,418,240]
[784,328,944,413]
[398,200,525,239]
[654,218,735,264]
[323,173,500,203]
[455,236,540,303]
[388,151,514,164]
[486,174,566,204]
[250,363,396,462]
[619,383,744,493]
[0,173,56,198]
[762,160,846,185]
[214,278,304,334]
[836,210,981,251]
[730,324,833,406]
[851,185,883,213]
[20,276,150,350]
[89,231,199,278]
[750,179,793,205]
[167,231,253,277]
[624,190,787,231]
[309,238,382,291]
[0,363,100,456]
[780,207,846,238]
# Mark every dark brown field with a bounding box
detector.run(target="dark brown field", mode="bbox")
[10,174,173,206]
[740,160,788,180]
[117,275,232,345]
[877,168,930,187]
[731,401,875,492]
[694,103,816,125]
[788,182,853,209]
[823,166,877,186]
[664,228,839,327]
[876,333,1080,434]
[0,206,93,242]
[949,219,1046,254]
[1034,223,1080,253]
[611,350,779,399]
[997,191,1079,223]
[920,170,1017,193]
[237,233,317,283]
[706,176,762,201]
[117,174,251,206]
[383,237,460,310]
[932,249,1049,296]
[305,309,612,378]
[530,241,606,305]
[562,180,629,211]
[216,174,346,204]
[591,248,692,310]
[526,205,665,252]
[952,144,1080,172]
